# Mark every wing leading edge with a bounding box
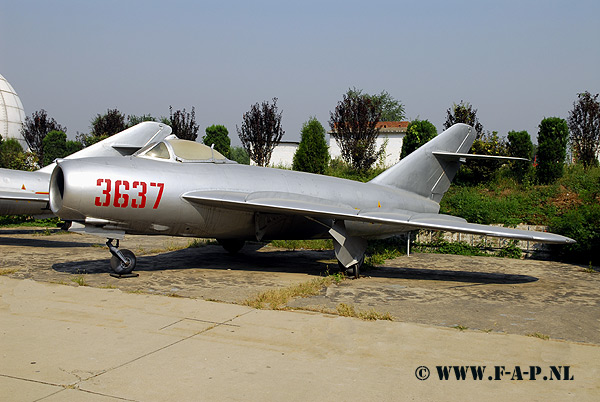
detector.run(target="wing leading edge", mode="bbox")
[182,190,574,244]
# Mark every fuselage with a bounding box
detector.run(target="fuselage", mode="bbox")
[51,156,440,240]
[0,168,51,215]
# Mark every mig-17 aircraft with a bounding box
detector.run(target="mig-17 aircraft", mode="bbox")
[48,123,574,278]
[0,122,172,216]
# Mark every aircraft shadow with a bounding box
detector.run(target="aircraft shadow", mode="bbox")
[0,236,95,248]
[51,245,335,276]
[51,245,538,284]
[366,265,538,284]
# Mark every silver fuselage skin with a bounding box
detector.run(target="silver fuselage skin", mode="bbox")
[0,122,172,216]
[51,156,438,240]
[0,169,51,215]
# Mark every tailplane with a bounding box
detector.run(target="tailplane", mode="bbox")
[370,123,475,203]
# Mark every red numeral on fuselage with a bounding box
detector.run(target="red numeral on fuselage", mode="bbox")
[95,179,164,209]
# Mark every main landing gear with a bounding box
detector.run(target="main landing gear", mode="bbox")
[107,239,138,277]
[329,221,366,280]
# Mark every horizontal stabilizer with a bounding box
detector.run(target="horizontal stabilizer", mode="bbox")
[183,190,574,244]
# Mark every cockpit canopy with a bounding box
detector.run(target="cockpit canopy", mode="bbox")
[135,136,235,164]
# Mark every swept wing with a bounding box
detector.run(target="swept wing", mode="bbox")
[182,190,573,244]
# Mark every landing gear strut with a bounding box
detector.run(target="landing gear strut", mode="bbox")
[107,239,138,277]
[329,221,366,280]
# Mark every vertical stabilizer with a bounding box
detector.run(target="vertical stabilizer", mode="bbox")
[369,123,475,203]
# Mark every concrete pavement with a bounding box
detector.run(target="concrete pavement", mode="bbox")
[1,276,598,401]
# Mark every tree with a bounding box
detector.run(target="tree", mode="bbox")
[229,146,250,165]
[168,106,199,141]
[127,114,157,127]
[203,125,231,158]
[568,91,600,168]
[91,108,127,137]
[66,140,83,155]
[371,90,405,121]
[237,98,284,166]
[400,119,437,159]
[346,88,405,121]
[536,117,569,184]
[42,130,67,166]
[329,89,382,171]
[454,131,507,185]
[507,130,534,182]
[443,101,484,138]
[20,109,66,166]
[292,118,329,174]
[0,135,29,170]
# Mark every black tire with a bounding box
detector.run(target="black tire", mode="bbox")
[217,239,245,254]
[341,255,364,279]
[110,249,136,275]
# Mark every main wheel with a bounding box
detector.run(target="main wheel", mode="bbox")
[217,239,245,254]
[110,249,136,275]
[339,255,364,279]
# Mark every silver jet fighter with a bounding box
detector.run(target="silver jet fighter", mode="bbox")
[49,123,574,277]
[0,122,172,216]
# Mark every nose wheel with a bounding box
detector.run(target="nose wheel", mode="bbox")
[107,239,138,277]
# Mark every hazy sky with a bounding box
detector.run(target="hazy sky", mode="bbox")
[1,0,599,145]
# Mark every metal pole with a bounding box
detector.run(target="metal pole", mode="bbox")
[407,232,411,257]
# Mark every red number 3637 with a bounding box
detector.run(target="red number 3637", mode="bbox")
[94,179,164,209]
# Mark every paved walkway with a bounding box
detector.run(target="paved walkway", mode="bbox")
[1,277,598,401]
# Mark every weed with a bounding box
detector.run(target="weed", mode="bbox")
[188,238,208,248]
[71,275,87,286]
[358,309,393,321]
[0,268,19,276]
[452,325,468,331]
[336,303,393,321]
[336,303,356,317]
[244,274,344,310]
[527,332,550,340]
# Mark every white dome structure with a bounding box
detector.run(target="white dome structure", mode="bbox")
[0,73,27,149]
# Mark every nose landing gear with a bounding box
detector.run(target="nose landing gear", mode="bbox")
[107,239,138,277]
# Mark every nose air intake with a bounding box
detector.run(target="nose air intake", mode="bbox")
[49,165,65,214]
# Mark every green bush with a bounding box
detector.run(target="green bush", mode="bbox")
[203,125,231,158]
[293,118,329,174]
[400,119,437,159]
[536,117,569,184]
[326,158,385,182]
[549,203,600,265]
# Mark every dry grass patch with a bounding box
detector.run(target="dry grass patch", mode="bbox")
[336,303,393,321]
[244,274,344,310]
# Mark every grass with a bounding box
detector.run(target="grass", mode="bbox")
[527,332,550,340]
[269,239,333,250]
[336,303,393,321]
[0,268,19,276]
[452,325,468,331]
[0,216,61,228]
[71,275,88,286]
[243,273,345,310]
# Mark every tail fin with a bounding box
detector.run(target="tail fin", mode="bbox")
[369,123,475,203]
